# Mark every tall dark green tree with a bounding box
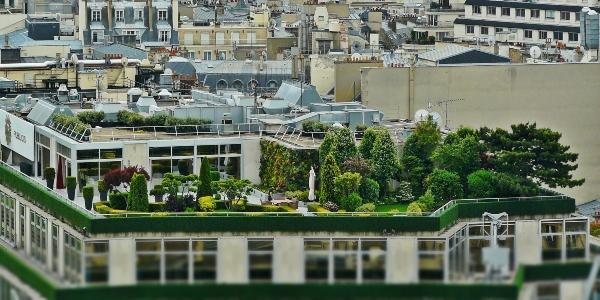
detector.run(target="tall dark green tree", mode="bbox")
[358,127,379,159]
[197,158,213,197]
[127,173,149,212]
[371,131,399,197]
[478,123,584,188]
[320,153,341,204]
[401,118,441,196]
[431,135,481,182]
[427,169,463,208]
[319,127,358,166]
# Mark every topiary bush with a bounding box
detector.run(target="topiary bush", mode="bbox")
[198,196,216,212]
[406,201,423,216]
[82,185,94,210]
[109,191,128,210]
[355,202,375,212]
[127,173,149,212]
[197,158,213,197]
[307,203,329,213]
[358,178,379,203]
[340,192,362,212]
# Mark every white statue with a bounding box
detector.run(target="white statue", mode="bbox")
[308,166,316,201]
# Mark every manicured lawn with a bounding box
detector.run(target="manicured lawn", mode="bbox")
[375,203,409,213]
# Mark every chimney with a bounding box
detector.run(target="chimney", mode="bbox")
[4,35,8,48]
[108,0,113,31]
[148,0,153,31]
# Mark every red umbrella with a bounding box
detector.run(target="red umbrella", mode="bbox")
[56,156,65,189]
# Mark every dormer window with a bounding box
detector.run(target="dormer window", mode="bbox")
[135,9,143,21]
[115,9,124,22]
[158,9,168,21]
[92,9,101,21]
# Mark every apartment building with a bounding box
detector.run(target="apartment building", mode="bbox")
[454,0,596,47]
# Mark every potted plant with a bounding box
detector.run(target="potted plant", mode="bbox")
[44,167,56,189]
[97,180,108,201]
[150,184,165,202]
[66,176,77,200]
[83,185,94,211]
[177,159,190,176]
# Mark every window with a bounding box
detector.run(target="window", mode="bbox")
[545,10,555,19]
[486,6,496,15]
[203,51,212,60]
[516,8,525,17]
[524,30,533,39]
[18,204,25,249]
[184,33,193,45]
[560,11,570,20]
[51,224,59,272]
[216,32,225,45]
[159,30,169,43]
[218,50,226,60]
[576,12,580,21]
[553,31,563,40]
[231,32,240,45]
[495,27,504,33]
[92,30,104,43]
[92,9,101,21]
[64,232,82,283]
[135,9,143,21]
[30,211,47,265]
[158,9,168,21]
[248,239,273,282]
[247,32,256,44]
[539,31,548,40]
[115,9,124,22]
[568,32,579,42]
[531,9,540,18]
[136,240,161,282]
[418,239,445,281]
[85,241,109,283]
[466,25,474,34]
[201,33,209,45]
[541,219,588,262]
[501,7,510,16]
[192,239,217,282]
[304,238,386,283]
[124,30,139,37]
[480,26,489,35]
[473,5,481,14]
[164,240,189,282]
[0,193,15,245]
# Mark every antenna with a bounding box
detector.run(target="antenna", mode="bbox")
[481,212,510,282]
[529,46,542,59]
[433,98,464,129]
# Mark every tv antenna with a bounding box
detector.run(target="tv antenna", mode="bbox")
[426,98,464,129]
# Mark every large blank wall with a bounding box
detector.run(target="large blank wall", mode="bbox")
[361,63,600,203]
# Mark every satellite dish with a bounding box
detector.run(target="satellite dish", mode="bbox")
[430,111,442,125]
[71,54,78,65]
[414,109,429,122]
[121,56,128,66]
[529,46,542,59]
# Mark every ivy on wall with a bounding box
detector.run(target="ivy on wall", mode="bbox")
[259,140,319,191]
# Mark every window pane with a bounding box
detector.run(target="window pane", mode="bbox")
[137,240,161,252]
[173,146,194,157]
[77,149,99,160]
[249,254,272,281]
[333,239,358,251]
[305,239,329,251]
[137,254,161,281]
[334,254,357,282]
[165,240,189,252]
[248,240,273,251]
[220,144,241,154]
[165,254,189,281]
[192,240,217,252]
[149,147,171,157]
[193,253,216,281]
[542,236,562,261]
[100,148,122,159]
[100,161,121,177]
[362,252,385,281]
[78,162,99,181]
[542,222,563,233]
[197,145,218,155]
[565,221,586,232]
[418,240,445,251]
[151,159,171,178]
[85,256,108,283]
[305,253,328,282]
[419,254,444,281]
[566,234,586,259]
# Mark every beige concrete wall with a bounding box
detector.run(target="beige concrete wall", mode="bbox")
[217,237,248,283]
[242,138,261,184]
[386,237,418,283]
[560,280,584,300]
[310,55,335,95]
[20,45,71,58]
[122,143,149,171]
[334,60,383,102]
[361,63,600,203]
[109,239,136,285]
[515,221,541,266]
[272,237,304,283]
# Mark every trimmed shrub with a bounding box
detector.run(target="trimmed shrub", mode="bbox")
[355,203,375,212]
[197,158,213,197]
[285,190,309,202]
[406,201,423,216]
[416,190,436,212]
[82,186,94,210]
[93,201,126,214]
[198,196,216,212]
[395,181,414,202]
[149,202,166,212]
[358,178,379,203]
[77,111,105,126]
[334,172,362,200]
[178,159,191,175]
[109,192,128,210]
[467,169,497,198]
[127,173,149,212]
[97,180,107,193]
[210,170,220,182]
[66,176,77,189]
[427,169,463,207]
[44,167,55,182]
[340,192,362,212]
[307,203,329,213]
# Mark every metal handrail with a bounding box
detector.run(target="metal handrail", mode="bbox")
[430,195,568,217]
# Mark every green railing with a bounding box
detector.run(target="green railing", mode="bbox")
[0,163,576,234]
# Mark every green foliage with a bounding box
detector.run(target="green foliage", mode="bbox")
[44,167,55,182]
[319,127,358,166]
[94,201,126,214]
[117,110,210,127]
[340,156,372,177]
[355,124,368,132]
[149,202,166,212]
[359,127,378,159]
[395,181,414,202]
[211,178,252,210]
[127,173,149,212]
[210,170,220,182]
[52,114,91,135]
[66,176,77,190]
[340,193,362,211]
[284,190,309,201]
[319,154,340,204]
[302,120,331,132]
[432,135,481,181]
[197,158,213,197]
[401,118,440,196]
[416,190,436,212]
[77,111,105,126]
[478,123,584,188]
[307,203,330,212]
[427,169,463,207]
[109,191,128,210]
[406,201,423,216]
[259,140,318,191]
[97,180,107,193]
[149,184,165,196]
[355,202,376,212]
[358,178,379,203]
[198,196,216,212]
[467,170,497,198]
[334,172,362,199]
[371,129,399,195]
[82,186,94,201]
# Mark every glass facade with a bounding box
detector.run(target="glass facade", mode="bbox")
[149,144,242,179]
[30,211,47,265]
[541,219,587,262]
[77,148,123,183]
[64,232,82,283]
[85,241,109,284]
[248,239,273,282]
[0,193,15,245]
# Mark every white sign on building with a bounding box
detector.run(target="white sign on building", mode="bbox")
[0,109,35,161]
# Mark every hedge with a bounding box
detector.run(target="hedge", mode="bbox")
[0,245,56,300]
[516,262,594,283]
[0,163,92,229]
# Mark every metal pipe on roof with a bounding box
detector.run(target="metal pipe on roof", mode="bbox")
[0,61,57,69]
